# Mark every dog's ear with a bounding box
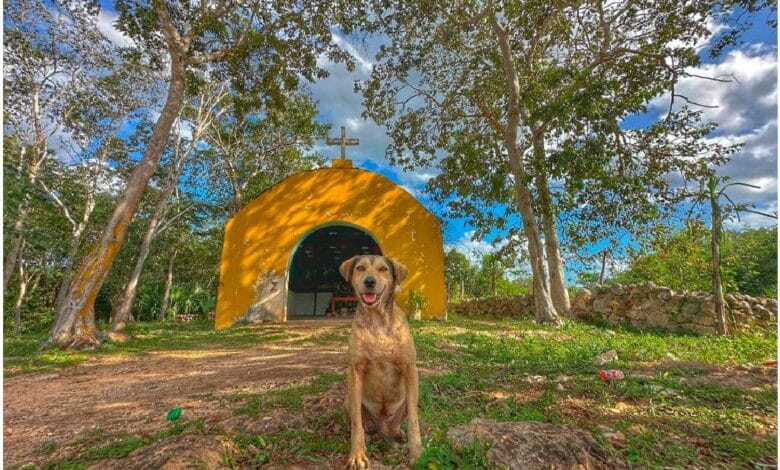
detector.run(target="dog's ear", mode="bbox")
[339,256,360,283]
[387,258,408,285]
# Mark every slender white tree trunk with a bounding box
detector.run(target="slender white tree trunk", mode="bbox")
[13,253,28,335]
[598,251,608,286]
[711,191,727,336]
[535,170,570,316]
[160,249,177,322]
[112,179,177,332]
[4,208,27,297]
[491,12,560,325]
[55,214,92,314]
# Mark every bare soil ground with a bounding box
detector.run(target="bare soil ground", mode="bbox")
[3,319,352,467]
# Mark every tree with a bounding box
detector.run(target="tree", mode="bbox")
[612,221,778,300]
[362,1,727,325]
[202,94,328,216]
[111,82,229,332]
[443,249,477,301]
[689,177,777,335]
[2,0,129,297]
[51,0,358,348]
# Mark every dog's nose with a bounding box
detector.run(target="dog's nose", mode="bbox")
[364,276,376,289]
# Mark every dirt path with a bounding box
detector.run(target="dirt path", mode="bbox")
[3,319,352,467]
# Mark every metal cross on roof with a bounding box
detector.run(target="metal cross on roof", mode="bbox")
[326,126,359,159]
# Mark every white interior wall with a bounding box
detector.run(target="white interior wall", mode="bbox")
[287,291,334,316]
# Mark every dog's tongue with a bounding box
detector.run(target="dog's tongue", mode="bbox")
[362,292,378,304]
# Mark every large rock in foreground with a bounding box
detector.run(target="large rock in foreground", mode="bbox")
[447,419,621,469]
[91,435,234,470]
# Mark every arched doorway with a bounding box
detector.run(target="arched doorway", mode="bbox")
[287,224,382,317]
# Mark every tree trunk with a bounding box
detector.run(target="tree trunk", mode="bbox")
[112,177,178,332]
[3,207,27,298]
[7,90,48,297]
[490,260,497,297]
[55,222,89,314]
[711,192,727,336]
[508,148,559,324]
[598,251,608,286]
[490,13,559,325]
[49,50,187,349]
[532,139,570,316]
[13,255,27,335]
[160,249,177,322]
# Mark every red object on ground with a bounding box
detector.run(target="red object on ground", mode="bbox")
[599,369,625,381]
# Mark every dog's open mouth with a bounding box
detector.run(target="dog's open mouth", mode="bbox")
[360,290,382,306]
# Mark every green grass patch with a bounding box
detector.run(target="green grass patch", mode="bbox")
[232,372,343,416]
[10,315,776,469]
[4,321,294,376]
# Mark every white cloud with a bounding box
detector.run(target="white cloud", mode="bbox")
[652,47,777,134]
[97,10,134,48]
[445,231,495,263]
[330,33,374,74]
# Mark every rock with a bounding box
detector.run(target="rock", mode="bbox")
[593,298,610,315]
[96,331,130,343]
[734,300,752,313]
[596,350,618,366]
[90,435,234,470]
[598,426,626,447]
[610,284,626,296]
[242,273,287,323]
[524,375,547,385]
[766,298,777,309]
[266,463,330,470]
[658,288,673,301]
[221,411,303,435]
[447,419,620,469]
[695,312,716,327]
[645,309,671,328]
[753,304,774,320]
[665,352,679,361]
[571,289,593,315]
[680,301,700,316]
[725,294,738,306]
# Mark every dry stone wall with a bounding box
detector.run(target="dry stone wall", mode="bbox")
[452,282,777,334]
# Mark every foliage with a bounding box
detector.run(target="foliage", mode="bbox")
[444,248,529,301]
[611,221,777,297]
[407,290,428,314]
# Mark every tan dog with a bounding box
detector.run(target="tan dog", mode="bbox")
[339,255,422,469]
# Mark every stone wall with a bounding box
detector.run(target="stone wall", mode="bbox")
[451,283,777,334]
[453,295,535,318]
[571,283,776,334]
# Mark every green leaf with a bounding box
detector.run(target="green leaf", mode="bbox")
[166,407,182,421]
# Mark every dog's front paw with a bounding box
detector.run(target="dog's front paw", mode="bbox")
[347,450,370,469]
[409,444,422,464]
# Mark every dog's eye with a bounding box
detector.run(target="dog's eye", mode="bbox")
[378,266,388,272]
[355,266,366,272]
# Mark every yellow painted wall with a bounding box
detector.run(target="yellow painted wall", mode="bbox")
[215,162,447,329]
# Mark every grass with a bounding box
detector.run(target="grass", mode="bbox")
[3,320,293,376]
[9,315,777,469]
